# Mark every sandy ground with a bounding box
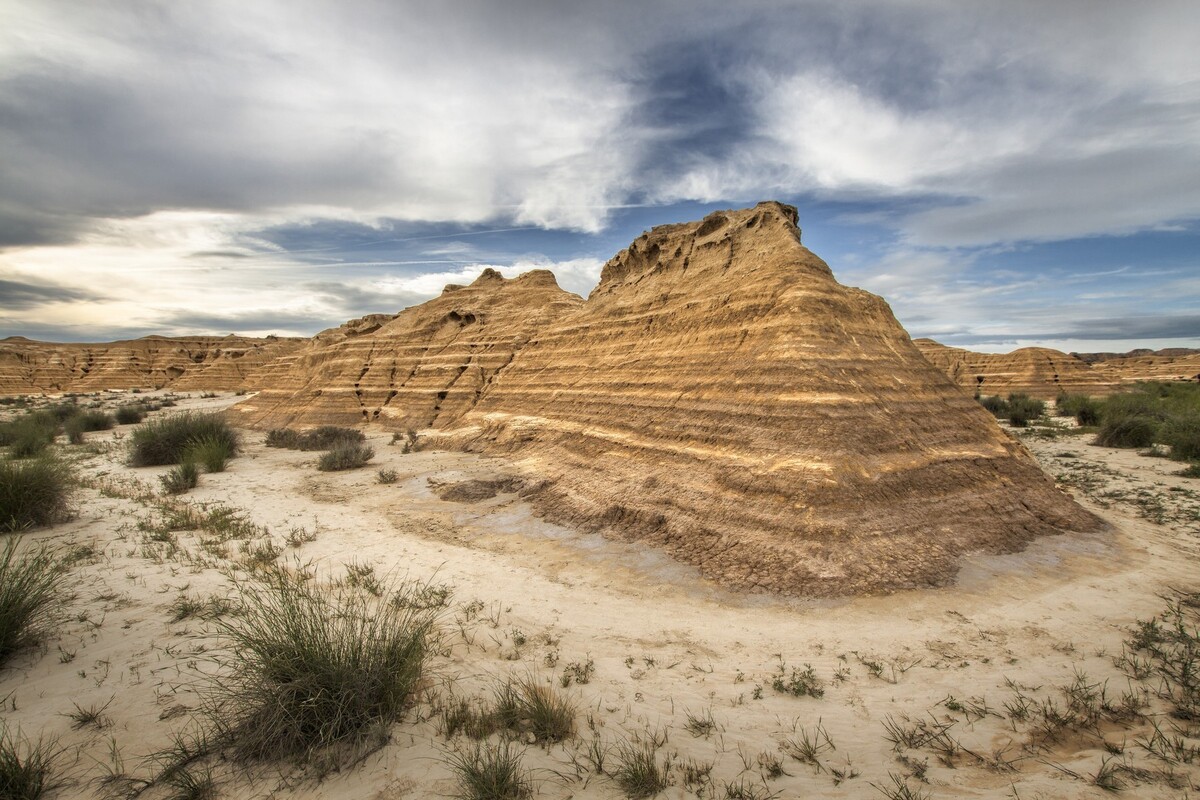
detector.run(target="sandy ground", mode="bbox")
[3,392,1199,799]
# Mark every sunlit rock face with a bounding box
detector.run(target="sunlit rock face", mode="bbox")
[0,335,302,394]
[914,340,1118,399]
[231,270,584,430]
[428,202,1103,596]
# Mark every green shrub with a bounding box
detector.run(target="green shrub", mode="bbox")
[264,429,302,449]
[64,410,114,444]
[316,442,374,472]
[978,395,1008,417]
[1095,415,1158,449]
[445,741,532,800]
[1005,393,1045,427]
[0,727,59,799]
[0,541,66,664]
[1056,394,1102,426]
[0,457,73,532]
[1161,411,1200,462]
[115,404,146,425]
[160,462,200,495]
[184,435,234,473]
[129,413,239,467]
[210,566,439,764]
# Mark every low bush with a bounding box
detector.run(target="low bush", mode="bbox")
[1096,413,1158,449]
[115,404,146,425]
[445,741,532,800]
[317,442,374,472]
[0,541,66,665]
[266,426,366,452]
[0,456,73,532]
[129,413,240,467]
[160,462,200,495]
[64,411,114,444]
[210,566,439,765]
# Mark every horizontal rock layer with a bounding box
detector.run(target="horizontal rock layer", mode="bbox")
[231,270,583,430]
[0,335,302,394]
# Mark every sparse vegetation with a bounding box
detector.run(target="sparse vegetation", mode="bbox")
[115,404,146,425]
[316,442,374,471]
[208,565,439,764]
[160,462,199,495]
[266,426,365,451]
[129,412,239,467]
[377,468,398,484]
[0,455,74,532]
[183,434,235,473]
[493,677,576,743]
[611,734,671,799]
[0,727,59,800]
[445,741,532,800]
[0,541,65,665]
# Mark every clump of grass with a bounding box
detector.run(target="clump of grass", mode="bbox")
[184,435,234,473]
[160,462,200,495]
[978,395,1007,416]
[0,456,74,532]
[377,468,398,485]
[445,741,532,800]
[64,410,113,445]
[0,728,59,799]
[316,442,374,472]
[129,413,239,467]
[493,677,576,743]
[611,734,671,799]
[770,658,824,698]
[115,404,146,425]
[209,565,440,765]
[0,541,65,665]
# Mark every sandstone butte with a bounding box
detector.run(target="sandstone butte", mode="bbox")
[231,272,584,429]
[913,339,1118,399]
[915,339,1200,398]
[395,202,1098,596]
[0,335,303,395]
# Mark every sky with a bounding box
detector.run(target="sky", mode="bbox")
[1,0,1198,353]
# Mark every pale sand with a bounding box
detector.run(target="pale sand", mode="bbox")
[3,392,1198,798]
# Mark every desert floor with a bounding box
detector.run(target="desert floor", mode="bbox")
[3,392,1199,799]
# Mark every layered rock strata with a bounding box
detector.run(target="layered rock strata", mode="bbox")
[914,340,1118,399]
[0,335,302,394]
[428,203,1102,595]
[231,271,583,430]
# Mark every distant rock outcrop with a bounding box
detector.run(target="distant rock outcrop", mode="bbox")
[0,335,302,394]
[424,203,1101,596]
[231,270,583,430]
[913,340,1117,399]
[1087,351,1200,384]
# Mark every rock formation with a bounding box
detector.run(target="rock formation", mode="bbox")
[0,335,302,394]
[913,340,1117,399]
[1089,351,1200,384]
[230,270,583,430]
[424,203,1102,596]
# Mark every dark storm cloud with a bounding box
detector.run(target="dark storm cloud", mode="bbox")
[0,277,106,310]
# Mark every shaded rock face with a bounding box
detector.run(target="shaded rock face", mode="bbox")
[0,336,302,394]
[231,270,584,430]
[429,203,1102,596]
